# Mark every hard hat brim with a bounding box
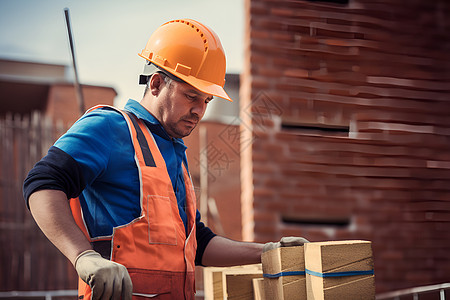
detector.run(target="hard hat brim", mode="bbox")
[180,75,233,102]
[139,54,233,102]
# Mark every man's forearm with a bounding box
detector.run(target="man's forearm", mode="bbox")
[201,235,264,267]
[29,189,92,265]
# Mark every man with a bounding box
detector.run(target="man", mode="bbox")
[24,19,307,299]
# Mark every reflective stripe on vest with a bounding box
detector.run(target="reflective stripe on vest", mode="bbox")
[71,105,197,299]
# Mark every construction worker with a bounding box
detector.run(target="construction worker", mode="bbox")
[23,19,308,299]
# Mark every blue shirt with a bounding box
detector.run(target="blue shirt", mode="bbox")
[54,99,191,238]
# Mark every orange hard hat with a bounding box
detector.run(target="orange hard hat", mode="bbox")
[139,19,232,102]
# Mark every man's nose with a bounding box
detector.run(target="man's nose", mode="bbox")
[191,100,207,118]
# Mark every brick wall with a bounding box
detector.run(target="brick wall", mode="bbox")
[241,0,450,292]
[46,84,116,126]
[184,122,243,241]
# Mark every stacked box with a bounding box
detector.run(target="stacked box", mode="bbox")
[304,240,375,300]
[203,264,262,299]
[261,246,306,299]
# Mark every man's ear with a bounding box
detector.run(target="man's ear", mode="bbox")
[149,73,164,96]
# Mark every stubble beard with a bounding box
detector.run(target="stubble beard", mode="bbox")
[167,121,195,138]
[160,109,198,139]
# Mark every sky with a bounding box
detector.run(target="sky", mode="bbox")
[0,0,244,108]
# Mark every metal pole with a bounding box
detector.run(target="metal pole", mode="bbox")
[64,8,85,115]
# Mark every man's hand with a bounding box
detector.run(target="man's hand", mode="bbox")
[263,236,309,253]
[74,250,133,300]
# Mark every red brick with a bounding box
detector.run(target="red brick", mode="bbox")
[284,68,309,78]
[249,1,269,16]
[270,7,294,17]
[250,29,270,40]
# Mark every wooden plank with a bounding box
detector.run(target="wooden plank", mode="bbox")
[253,278,265,300]
[225,273,263,300]
[203,264,262,299]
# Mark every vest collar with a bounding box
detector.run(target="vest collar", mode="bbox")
[124,99,185,147]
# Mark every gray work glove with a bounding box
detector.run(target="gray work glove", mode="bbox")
[74,250,133,300]
[263,236,309,253]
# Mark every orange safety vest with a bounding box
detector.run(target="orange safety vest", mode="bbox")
[70,106,197,299]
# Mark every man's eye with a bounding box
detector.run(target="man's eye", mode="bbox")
[186,94,196,101]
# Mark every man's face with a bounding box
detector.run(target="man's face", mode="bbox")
[155,78,213,138]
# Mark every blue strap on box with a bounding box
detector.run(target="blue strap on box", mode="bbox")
[305,268,374,278]
[263,271,306,278]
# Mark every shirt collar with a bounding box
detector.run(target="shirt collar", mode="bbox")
[123,99,185,147]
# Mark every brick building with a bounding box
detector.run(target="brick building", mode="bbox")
[239,0,450,293]
[0,58,116,125]
[0,58,116,290]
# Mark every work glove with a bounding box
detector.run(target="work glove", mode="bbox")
[263,236,310,253]
[74,250,133,300]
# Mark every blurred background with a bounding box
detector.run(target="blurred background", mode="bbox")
[1,0,449,299]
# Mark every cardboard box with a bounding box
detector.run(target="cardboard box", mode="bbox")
[203,264,262,299]
[261,246,306,299]
[304,240,375,300]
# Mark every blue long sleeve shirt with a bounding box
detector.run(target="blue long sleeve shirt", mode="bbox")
[23,99,215,264]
